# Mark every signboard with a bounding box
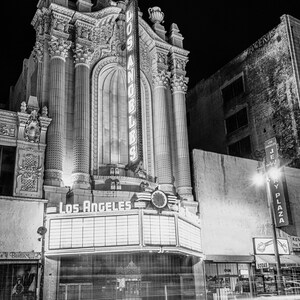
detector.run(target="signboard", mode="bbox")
[0,252,41,260]
[256,261,269,269]
[125,0,143,170]
[59,200,132,214]
[291,236,300,252]
[264,137,289,227]
[253,237,289,255]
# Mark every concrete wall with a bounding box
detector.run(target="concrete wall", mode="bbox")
[192,149,300,256]
[0,197,45,252]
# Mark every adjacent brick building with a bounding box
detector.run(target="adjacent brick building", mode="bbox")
[187,14,300,168]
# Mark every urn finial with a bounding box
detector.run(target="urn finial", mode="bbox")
[148,6,164,24]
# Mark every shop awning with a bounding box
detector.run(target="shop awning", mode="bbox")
[255,254,300,268]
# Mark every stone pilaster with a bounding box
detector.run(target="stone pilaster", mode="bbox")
[171,74,193,201]
[72,43,94,189]
[14,106,51,198]
[33,39,44,107]
[152,70,174,193]
[44,36,71,187]
[32,9,52,109]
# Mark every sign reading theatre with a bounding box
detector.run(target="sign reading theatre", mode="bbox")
[59,200,131,214]
[264,137,289,227]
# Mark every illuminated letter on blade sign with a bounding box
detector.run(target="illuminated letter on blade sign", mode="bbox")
[125,0,143,169]
[264,137,290,227]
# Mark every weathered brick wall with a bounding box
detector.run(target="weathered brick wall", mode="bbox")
[193,149,300,256]
[187,16,300,168]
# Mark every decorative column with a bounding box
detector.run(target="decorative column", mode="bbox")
[72,40,94,188]
[44,36,71,186]
[152,70,174,193]
[170,74,193,201]
[32,10,52,109]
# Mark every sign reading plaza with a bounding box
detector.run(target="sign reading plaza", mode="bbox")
[264,137,289,227]
[59,200,132,214]
[125,0,143,170]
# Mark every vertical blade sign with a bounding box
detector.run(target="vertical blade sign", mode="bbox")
[125,0,143,171]
[264,137,289,227]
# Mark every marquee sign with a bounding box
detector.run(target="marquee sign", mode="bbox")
[59,200,132,214]
[125,0,143,171]
[264,137,289,227]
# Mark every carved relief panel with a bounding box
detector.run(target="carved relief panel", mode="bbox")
[14,146,45,198]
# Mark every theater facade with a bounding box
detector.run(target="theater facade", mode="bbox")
[1,0,204,299]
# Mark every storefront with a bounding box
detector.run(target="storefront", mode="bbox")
[0,253,41,300]
[204,256,254,300]
[254,254,300,296]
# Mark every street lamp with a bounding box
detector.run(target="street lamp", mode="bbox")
[253,163,284,295]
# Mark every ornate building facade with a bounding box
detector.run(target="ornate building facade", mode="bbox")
[1,0,203,299]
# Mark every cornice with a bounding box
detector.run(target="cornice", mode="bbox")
[0,109,18,122]
[49,3,75,18]
[170,45,189,57]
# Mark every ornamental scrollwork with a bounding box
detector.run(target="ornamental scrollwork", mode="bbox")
[170,74,189,93]
[17,152,42,193]
[48,36,71,59]
[33,40,44,63]
[152,70,170,88]
[76,24,94,42]
[51,12,71,35]
[74,43,94,65]
[0,124,15,137]
[24,110,41,143]
[156,51,168,65]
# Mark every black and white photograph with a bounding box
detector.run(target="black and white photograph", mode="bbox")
[1,1,300,299]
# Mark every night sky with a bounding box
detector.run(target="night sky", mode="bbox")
[1,1,300,107]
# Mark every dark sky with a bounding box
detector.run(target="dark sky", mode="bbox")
[1,1,300,107]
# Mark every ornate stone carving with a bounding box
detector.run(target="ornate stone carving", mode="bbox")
[0,124,15,137]
[170,74,188,93]
[74,43,94,65]
[51,12,71,35]
[42,106,48,117]
[16,151,43,193]
[148,7,164,24]
[24,111,41,143]
[152,70,170,88]
[140,43,151,75]
[75,23,94,42]
[48,36,71,59]
[33,40,44,63]
[20,101,27,113]
[157,51,168,65]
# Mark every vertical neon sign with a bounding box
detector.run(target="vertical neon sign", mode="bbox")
[125,0,143,171]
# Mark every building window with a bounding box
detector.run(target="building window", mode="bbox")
[221,77,244,105]
[225,108,248,134]
[0,145,16,196]
[228,136,251,158]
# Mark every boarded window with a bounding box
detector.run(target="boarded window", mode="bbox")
[222,77,244,105]
[228,136,251,158]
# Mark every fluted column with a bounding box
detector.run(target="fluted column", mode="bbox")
[171,74,193,201]
[153,70,173,193]
[72,44,93,189]
[44,37,71,186]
